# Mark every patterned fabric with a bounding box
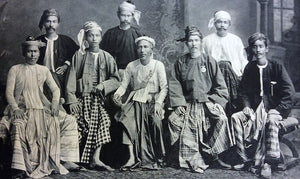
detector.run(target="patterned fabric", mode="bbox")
[218,61,240,115]
[231,101,280,167]
[120,99,165,168]
[74,94,111,163]
[168,101,233,171]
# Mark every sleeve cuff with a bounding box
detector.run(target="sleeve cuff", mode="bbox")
[64,61,71,66]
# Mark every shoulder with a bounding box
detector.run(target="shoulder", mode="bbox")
[36,64,50,72]
[228,33,243,42]
[58,34,76,43]
[203,33,215,41]
[9,64,22,72]
[100,49,114,59]
[153,60,165,68]
[36,35,45,41]
[103,26,119,34]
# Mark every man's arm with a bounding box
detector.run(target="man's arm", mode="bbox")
[274,64,295,117]
[155,62,168,106]
[101,54,121,96]
[168,60,187,108]
[207,58,229,108]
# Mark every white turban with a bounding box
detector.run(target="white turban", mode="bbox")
[135,36,155,47]
[77,21,102,54]
[208,10,231,30]
[118,1,141,25]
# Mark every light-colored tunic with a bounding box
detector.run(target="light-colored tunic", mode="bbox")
[3,64,79,178]
[203,33,248,77]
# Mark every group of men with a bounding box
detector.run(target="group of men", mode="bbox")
[0,1,295,179]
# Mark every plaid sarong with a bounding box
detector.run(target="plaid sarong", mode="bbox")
[231,101,280,168]
[218,61,240,115]
[74,94,111,163]
[168,102,233,171]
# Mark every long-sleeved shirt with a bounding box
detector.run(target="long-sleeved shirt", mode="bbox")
[239,60,295,118]
[115,59,168,105]
[65,50,121,104]
[203,33,248,77]
[6,64,60,111]
[169,53,229,108]
[36,34,79,69]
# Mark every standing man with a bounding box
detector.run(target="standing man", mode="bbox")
[36,9,79,101]
[100,0,144,73]
[113,36,168,170]
[168,26,233,173]
[203,10,248,116]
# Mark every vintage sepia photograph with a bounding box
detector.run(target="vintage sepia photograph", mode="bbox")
[0,0,299,178]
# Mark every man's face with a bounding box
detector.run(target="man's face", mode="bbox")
[43,16,59,33]
[86,29,102,47]
[186,35,202,53]
[25,45,40,65]
[251,39,268,60]
[118,11,133,25]
[137,40,153,61]
[214,18,230,35]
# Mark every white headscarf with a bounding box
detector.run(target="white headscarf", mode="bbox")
[208,10,231,30]
[118,1,141,25]
[135,36,155,47]
[77,21,102,54]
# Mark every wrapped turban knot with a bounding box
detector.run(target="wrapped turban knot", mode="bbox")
[135,36,155,47]
[177,26,203,42]
[39,9,60,30]
[77,21,102,54]
[208,10,231,30]
[118,1,141,26]
[22,36,46,48]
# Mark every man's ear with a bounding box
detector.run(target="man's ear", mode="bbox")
[266,46,269,53]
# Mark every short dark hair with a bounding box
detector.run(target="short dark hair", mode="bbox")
[248,32,268,47]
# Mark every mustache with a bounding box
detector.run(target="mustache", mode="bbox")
[46,27,56,31]
[217,27,227,30]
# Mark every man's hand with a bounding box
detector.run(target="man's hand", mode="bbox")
[243,107,255,120]
[154,103,164,119]
[70,103,81,114]
[51,103,59,117]
[13,109,24,119]
[113,93,122,107]
[175,106,186,116]
[92,84,104,96]
[56,64,68,75]
[268,109,282,121]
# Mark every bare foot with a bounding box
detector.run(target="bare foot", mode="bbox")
[90,159,114,171]
[121,157,135,168]
[194,168,204,173]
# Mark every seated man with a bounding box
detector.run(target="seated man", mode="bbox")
[168,26,234,173]
[231,33,295,178]
[0,37,80,178]
[65,21,120,171]
[113,36,168,170]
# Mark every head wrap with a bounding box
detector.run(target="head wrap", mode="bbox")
[135,36,155,47]
[38,9,60,30]
[208,10,231,31]
[177,26,203,42]
[248,32,268,47]
[118,1,141,25]
[22,36,45,56]
[77,21,102,54]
